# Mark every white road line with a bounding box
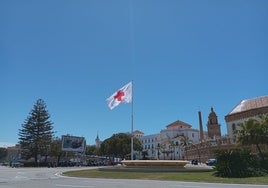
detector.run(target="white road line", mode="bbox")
[169,185,206,188]
[169,182,268,187]
[55,184,94,188]
[14,175,28,179]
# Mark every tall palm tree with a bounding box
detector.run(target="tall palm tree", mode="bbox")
[179,136,193,160]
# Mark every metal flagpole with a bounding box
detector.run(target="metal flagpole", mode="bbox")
[128,1,134,160]
[131,81,134,160]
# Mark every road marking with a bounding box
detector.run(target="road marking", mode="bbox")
[55,184,94,188]
[169,185,206,188]
[169,182,268,187]
[14,175,28,180]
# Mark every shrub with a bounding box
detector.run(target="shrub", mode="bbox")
[214,149,267,178]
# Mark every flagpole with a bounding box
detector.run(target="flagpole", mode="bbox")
[128,0,134,160]
[131,80,134,160]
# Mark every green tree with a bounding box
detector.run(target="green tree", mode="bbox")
[214,149,266,178]
[0,147,7,162]
[50,137,64,165]
[235,115,268,160]
[141,150,148,159]
[85,145,99,156]
[99,133,142,159]
[18,99,54,164]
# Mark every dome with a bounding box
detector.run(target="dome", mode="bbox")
[228,96,268,115]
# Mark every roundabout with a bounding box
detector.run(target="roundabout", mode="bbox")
[121,159,188,167]
[100,160,214,172]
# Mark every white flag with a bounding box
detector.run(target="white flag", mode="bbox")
[106,82,132,110]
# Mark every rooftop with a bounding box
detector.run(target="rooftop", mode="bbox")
[166,120,192,129]
[228,95,268,115]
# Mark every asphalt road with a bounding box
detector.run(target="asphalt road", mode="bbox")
[0,166,267,188]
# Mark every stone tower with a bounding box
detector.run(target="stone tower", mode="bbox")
[207,107,221,139]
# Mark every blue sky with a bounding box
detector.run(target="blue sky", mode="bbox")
[1,0,268,147]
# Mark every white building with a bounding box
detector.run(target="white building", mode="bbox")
[139,133,158,159]
[134,120,200,160]
[225,95,268,140]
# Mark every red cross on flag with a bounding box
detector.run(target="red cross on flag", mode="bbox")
[106,82,132,110]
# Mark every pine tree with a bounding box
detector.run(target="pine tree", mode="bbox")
[18,99,54,164]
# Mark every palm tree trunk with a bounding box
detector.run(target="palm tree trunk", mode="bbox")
[256,144,264,160]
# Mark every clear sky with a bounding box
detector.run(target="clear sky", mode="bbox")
[1,0,268,147]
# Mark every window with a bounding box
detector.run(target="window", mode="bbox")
[232,123,236,131]
[192,133,194,137]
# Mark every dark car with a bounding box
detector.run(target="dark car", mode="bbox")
[206,158,217,166]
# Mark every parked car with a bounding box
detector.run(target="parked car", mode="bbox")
[206,158,217,166]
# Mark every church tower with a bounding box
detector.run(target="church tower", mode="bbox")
[207,107,221,139]
[95,133,101,148]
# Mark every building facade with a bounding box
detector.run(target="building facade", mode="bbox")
[135,120,200,160]
[225,95,268,140]
[207,107,221,139]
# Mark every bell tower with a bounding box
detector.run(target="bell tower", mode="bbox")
[207,107,221,139]
[95,133,101,148]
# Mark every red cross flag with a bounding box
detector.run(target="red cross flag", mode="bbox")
[106,82,132,110]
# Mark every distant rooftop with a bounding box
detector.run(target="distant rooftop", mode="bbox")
[166,120,192,129]
[228,96,268,115]
[133,130,144,135]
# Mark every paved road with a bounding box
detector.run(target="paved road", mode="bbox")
[0,166,267,188]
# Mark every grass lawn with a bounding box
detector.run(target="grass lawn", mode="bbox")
[63,168,268,185]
